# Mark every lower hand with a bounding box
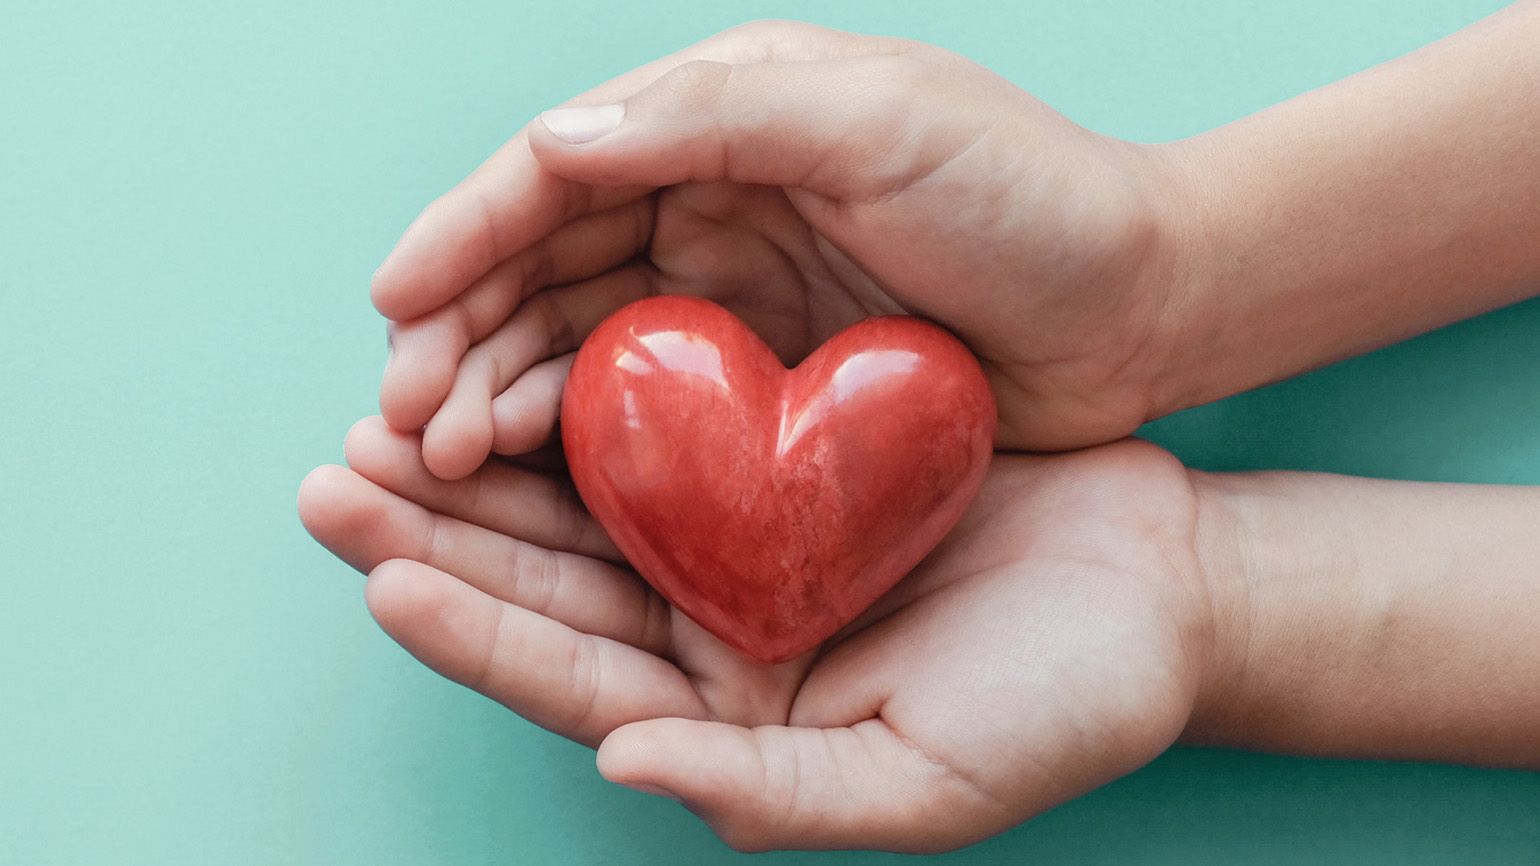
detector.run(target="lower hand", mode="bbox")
[299,420,1216,852]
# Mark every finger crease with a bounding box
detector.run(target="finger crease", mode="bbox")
[637,590,671,657]
[886,721,1013,819]
[563,635,603,736]
[514,543,562,614]
[473,598,510,696]
[472,188,506,275]
[525,240,556,299]
[421,513,449,564]
[539,294,578,356]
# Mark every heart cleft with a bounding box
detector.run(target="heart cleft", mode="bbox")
[561,296,996,664]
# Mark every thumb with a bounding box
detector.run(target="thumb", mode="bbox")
[528,55,955,200]
[595,717,986,853]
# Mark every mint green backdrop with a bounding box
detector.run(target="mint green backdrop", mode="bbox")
[4,1,1537,862]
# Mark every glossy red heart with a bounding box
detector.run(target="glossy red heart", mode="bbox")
[561,296,996,663]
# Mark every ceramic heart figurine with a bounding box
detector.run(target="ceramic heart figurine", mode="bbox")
[561,296,996,664]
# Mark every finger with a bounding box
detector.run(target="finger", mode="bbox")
[421,263,655,480]
[366,559,706,747]
[529,51,953,202]
[371,21,871,321]
[370,153,645,323]
[492,353,575,456]
[297,464,664,653]
[342,415,619,561]
[597,718,989,853]
[380,198,654,432]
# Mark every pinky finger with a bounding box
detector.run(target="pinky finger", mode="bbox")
[492,353,576,456]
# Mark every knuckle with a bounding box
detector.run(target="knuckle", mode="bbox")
[660,59,735,110]
[468,598,509,695]
[719,19,803,60]
[719,19,861,63]
[445,297,476,346]
[629,201,654,253]
[454,337,497,394]
[419,513,448,563]
[521,237,557,293]
[558,488,591,552]
[636,591,671,655]
[872,53,934,103]
[723,18,792,39]
[512,542,562,612]
[530,292,577,356]
[464,464,489,515]
[719,18,776,48]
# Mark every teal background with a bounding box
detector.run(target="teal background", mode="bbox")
[3,0,1537,862]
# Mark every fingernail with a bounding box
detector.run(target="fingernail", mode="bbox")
[540,104,624,144]
[618,780,679,801]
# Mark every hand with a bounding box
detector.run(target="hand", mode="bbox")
[370,20,1190,479]
[299,421,1216,852]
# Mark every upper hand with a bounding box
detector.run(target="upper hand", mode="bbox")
[370,21,1189,479]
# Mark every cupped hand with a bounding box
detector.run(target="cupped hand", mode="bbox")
[372,20,1190,479]
[299,418,1216,852]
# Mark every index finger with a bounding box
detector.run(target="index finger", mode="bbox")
[370,21,880,321]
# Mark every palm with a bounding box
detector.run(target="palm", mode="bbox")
[614,123,1164,452]
[640,181,894,368]
[301,422,1207,850]
[783,441,1207,833]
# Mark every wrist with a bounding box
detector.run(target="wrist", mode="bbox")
[1180,470,1261,743]
[1179,470,1371,747]
[1177,470,1540,765]
[1093,138,1228,432]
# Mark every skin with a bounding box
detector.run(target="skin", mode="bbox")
[302,423,1213,852]
[370,7,1540,477]
[301,2,1540,853]
[298,426,1540,851]
[1192,472,1540,766]
[370,21,1185,476]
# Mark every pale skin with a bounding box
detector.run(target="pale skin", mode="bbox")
[300,2,1540,853]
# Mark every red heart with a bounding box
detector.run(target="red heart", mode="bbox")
[561,296,995,664]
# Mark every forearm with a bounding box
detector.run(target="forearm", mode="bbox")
[1186,469,1540,767]
[1152,0,1540,414]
